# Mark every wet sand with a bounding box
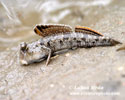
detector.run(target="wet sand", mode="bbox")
[0,0,125,100]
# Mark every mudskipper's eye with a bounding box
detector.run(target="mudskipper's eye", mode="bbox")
[20,42,28,52]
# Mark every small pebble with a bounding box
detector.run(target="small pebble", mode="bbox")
[50,84,54,88]
[117,67,124,71]
[121,74,125,78]
[65,53,70,57]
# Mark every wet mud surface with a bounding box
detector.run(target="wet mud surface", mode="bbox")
[0,0,125,100]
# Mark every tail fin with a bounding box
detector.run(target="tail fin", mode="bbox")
[110,39,122,46]
[93,36,122,47]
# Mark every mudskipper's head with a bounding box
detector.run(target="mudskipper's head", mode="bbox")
[19,42,49,66]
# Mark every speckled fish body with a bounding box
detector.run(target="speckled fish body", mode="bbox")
[19,32,120,65]
[40,32,119,52]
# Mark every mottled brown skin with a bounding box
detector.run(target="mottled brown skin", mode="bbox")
[40,32,121,52]
[19,32,121,66]
[19,24,121,65]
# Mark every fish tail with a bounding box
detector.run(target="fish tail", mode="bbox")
[92,36,122,47]
[110,39,122,46]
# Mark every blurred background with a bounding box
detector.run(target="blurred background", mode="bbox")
[0,0,124,50]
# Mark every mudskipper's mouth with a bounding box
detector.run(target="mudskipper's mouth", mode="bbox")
[20,56,48,66]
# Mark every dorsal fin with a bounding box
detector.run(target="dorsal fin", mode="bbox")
[75,26,104,36]
[34,24,73,37]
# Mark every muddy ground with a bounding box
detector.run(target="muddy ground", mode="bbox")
[0,0,125,100]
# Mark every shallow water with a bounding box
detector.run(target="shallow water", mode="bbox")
[0,0,125,100]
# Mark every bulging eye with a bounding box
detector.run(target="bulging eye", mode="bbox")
[20,42,28,52]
